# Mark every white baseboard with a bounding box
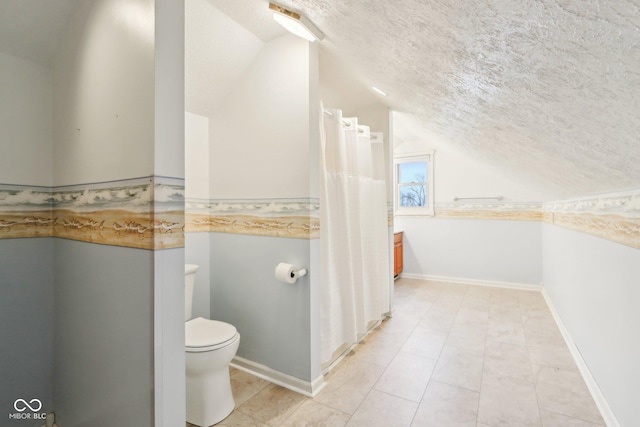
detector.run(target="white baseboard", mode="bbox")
[541,289,620,427]
[399,273,543,292]
[230,356,326,398]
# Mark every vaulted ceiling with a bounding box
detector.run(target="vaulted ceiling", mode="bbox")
[3,0,638,201]
[211,0,640,201]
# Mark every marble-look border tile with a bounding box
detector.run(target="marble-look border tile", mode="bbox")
[434,202,543,221]
[543,189,640,249]
[0,177,185,250]
[53,177,155,249]
[543,189,639,216]
[0,183,54,237]
[545,212,639,248]
[152,177,185,250]
[185,198,320,239]
[419,193,639,249]
[436,209,543,221]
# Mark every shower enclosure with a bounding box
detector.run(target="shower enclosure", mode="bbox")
[320,108,391,365]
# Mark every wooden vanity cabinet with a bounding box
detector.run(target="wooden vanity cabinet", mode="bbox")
[393,231,403,278]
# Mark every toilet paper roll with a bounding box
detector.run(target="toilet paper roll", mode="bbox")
[275,263,297,284]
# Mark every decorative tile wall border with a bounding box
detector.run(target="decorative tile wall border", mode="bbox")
[542,189,640,249]
[434,202,543,221]
[0,184,54,238]
[0,177,184,250]
[152,177,185,250]
[421,192,640,249]
[185,198,320,239]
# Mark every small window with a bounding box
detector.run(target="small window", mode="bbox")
[394,153,434,216]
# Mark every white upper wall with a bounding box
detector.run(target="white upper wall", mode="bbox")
[185,112,210,199]
[154,0,185,180]
[52,0,155,185]
[209,35,313,199]
[0,52,53,186]
[394,133,550,203]
[320,49,389,136]
[320,50,392,199]
[185,0,264,118]
[0,0,80,67]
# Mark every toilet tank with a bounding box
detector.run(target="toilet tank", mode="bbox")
[185,264,199,321]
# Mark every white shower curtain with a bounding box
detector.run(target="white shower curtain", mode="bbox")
[320,108,390,365]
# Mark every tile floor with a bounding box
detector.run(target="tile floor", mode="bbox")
[188,278,605,427]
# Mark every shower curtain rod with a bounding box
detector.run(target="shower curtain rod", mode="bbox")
[323,109,366,133]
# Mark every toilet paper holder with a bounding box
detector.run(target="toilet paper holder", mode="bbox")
[291,268,307,279]
[275,263,307,283]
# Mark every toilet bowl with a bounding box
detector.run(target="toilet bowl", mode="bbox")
[185,264,240,427]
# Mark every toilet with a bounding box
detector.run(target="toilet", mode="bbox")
[185,264,240,426]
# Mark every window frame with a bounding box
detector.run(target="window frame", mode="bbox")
[393,151,434,217]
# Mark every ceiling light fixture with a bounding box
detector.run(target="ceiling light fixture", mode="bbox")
[269,2,324,42]
[372,86,388,96]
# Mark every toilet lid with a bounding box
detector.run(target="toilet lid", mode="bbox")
[185,317,237,348]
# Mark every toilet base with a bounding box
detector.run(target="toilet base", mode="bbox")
[185,335,240,426]
[186,367,234,426]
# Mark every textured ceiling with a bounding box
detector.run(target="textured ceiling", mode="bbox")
[214,0,640,201]
[4,1,638,201]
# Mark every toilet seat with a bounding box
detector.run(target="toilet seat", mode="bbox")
[186,317,239,352]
